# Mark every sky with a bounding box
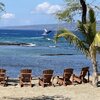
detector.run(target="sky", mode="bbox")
[0,0,99,26]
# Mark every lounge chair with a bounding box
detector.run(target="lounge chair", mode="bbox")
[0,69,8,86]
[57,68,73,86]
[72,67,90,84]
[38,69,54,87]
[19,69,32,87]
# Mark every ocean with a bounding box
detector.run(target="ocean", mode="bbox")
[0,28,100,78]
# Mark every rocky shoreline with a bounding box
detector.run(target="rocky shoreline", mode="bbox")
[0,42,33,46]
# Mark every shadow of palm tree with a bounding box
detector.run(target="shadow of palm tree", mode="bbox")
[2,95,71,100]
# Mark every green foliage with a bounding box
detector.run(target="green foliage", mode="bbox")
[77,8,97,46]
[55,1,100,85]
[56,0,100,23]
[56,1,81,22]
[55,8,100,58]
[0,2,5,12]
[89,8,95,23]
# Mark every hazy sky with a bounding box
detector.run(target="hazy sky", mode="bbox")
[0,0,99,26]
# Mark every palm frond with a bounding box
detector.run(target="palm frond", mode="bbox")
[55,28,89,56]
[88,8,96,37]
[77,8,97,46]
[89,8,95,23]
[93,31,100,47]
[77,21,93,46]
[77,20,87,36]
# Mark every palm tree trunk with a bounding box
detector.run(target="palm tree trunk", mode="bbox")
[80,0,87,24]
[90,45,98,87]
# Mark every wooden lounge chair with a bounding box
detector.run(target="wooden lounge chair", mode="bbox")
[19,69,32,87]
[0,69,8,86]
[38,69,54,87]
[72,67,90,84]
[57,68,73,86]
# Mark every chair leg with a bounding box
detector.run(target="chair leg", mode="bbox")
[20,81,23,87]
[4,81,7,87]
[63,82,67,86]
[38,82,41,86]
[21,84,23,87]
[30,81,32,87]
[56,76,59,84]
[42,83,45,87]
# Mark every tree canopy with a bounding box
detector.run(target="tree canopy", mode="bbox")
[56,0,100,23]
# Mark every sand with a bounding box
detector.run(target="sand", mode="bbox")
[0,77,100,100]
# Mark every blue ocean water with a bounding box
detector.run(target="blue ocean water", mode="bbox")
[0,29,100,78]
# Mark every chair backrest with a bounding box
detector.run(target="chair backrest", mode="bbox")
[80,67,89,78]
[43,69,54,83]
[0,69,6,73]
[0,69,6,82]
[0,73,5,81]
[20,69,32,82]
[21,69,32,73]
[63,68,73,81]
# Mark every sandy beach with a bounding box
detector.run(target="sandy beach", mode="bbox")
[0,77,100,100]
[0,0,99,100]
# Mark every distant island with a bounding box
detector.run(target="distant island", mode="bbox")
[0,42,35,47]
[0,22,99,31]
[0,23,76,31]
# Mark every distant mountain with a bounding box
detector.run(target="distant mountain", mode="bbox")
[0,22,99,31]
[0,23,76,31]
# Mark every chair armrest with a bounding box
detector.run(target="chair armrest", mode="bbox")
[19,76,21,79]
[51,76,55,87]
[71,74,74,84]
[5,76,9,80]
[57,75,63,79]
[19,76,24,80]
[73,74,80,78]
[52,76,55,80]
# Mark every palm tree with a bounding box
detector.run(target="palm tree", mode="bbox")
[55,8,100,86]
